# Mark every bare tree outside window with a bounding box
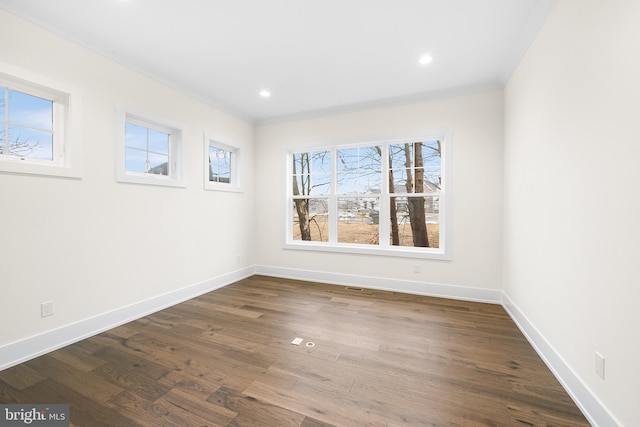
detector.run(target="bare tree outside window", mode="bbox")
[292,151,330,241]
[0,87,54,161]
[289,139,443,251]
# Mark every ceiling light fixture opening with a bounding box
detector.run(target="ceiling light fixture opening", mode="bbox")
[419,55,433,65]
[260,90,271,98]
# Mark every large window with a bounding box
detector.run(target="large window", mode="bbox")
[117,112,183,187]
[0,66,80,179]
[287,134,450,259]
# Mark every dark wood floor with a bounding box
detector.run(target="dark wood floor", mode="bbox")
[0,275,589,426]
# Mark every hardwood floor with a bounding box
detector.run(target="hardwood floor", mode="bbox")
[0,275,590,426]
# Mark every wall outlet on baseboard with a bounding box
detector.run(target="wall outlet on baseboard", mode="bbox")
[41,301,54,318]
[413,264,421,274]
[595,352,605,379]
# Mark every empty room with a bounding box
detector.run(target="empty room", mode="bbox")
[0,0,636,426]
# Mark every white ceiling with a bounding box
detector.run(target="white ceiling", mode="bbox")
[0,0,556,123]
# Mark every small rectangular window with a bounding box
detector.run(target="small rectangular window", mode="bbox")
[117,111,183,187]
[208,146,231,183]
[0,65,80,179]
[204,134,241,192]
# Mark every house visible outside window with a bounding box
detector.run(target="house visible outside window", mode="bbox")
[204,134,241,192]
[125,122,170,176]
[117,111,183,187]
[0,65,80,179]
[287,133,450,259]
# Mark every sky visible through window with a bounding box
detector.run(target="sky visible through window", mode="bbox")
[0,87,54,161]
[125,122,169,175]
[293,141,441,196]
[291,140,443,249]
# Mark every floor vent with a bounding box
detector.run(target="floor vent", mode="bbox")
[345,286,364,291]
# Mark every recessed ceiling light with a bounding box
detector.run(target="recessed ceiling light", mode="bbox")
[418,55,433,65]
[260,90,271,98]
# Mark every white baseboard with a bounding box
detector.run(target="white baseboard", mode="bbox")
[254,265,503,304]
[0,267,255,371]
[257,265,619,426]
[0,265,619,427]
[502,294,620,427]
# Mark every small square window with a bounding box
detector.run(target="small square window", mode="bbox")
[204,134,241,192]
[117,111,184,187]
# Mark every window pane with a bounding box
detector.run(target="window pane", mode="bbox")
[293,151,331,174]
[8,125,53,160]
[421,140,442,191]
[292,151,331,196]
[0,87,5,118]
[148,129,169,154]
[305,151,331,174]
[0,88,5,151]
[389,143,412,193]
[390,196,439,248]
[292,199,329,242]
[125,122,147,150]
[8,90,53,131]
[292,173,331,196]
[338,197,379,244]
[389,141,441,194]
[148,152,169,175]
[125,147,147,173]
[336,146,381,195]
[209,147,231,183]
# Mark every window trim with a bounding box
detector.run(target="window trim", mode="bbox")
[285,132,452,260]
[116,109,185,188]
[203,133,241,193]
[0,62,82,179]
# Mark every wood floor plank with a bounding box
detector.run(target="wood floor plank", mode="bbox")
[0,275,589,426]
[156,387,238,425]
[208,386,305,427]
[0,363,46,390]
[243,380,388,427]
[24,356,123,403]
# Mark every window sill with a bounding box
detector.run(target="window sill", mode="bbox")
[284,241,450,260]
[0,160,82,180]
[117,172,186,188]
[204,183,243,193]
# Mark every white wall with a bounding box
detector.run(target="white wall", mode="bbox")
[255,92,504,295]
[0,10,255,350]
[504,1,640,426]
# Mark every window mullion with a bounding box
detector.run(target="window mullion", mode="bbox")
[329,147,338,244]
[379,144,390,248]
[3,87,9,154]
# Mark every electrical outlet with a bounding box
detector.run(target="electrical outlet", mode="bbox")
[41,301,54,318]
[595,352,605,379]
[413,264,421,274]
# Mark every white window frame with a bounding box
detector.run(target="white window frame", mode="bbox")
[204,133,241,192]
[116,110,184,188]
[0,62,82,179]
[285,132,452,260]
